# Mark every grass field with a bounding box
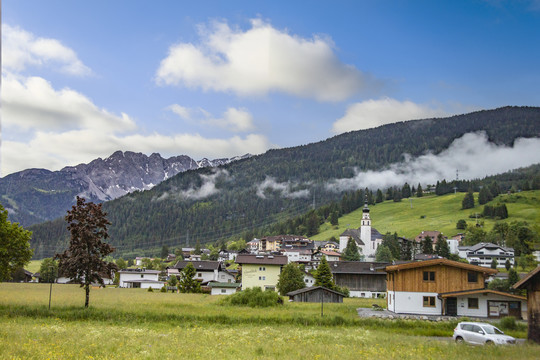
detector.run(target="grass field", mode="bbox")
[0,283,537,359]
[312,190,540,241]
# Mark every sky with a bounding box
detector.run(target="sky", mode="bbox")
[2,0,540,176]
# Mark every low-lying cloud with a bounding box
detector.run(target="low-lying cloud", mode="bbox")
[256,177,310,199]
[180,169,230,200]
[326,132,540,192]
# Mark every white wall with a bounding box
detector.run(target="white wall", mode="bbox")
[455,294,527,318]
[119,272,159,287]
[392,291,442,315]
[350,290,385,298]
[211,287,238,295]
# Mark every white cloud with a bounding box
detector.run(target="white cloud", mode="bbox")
[256,176,310,199]
[156,19,370,101]
[332,98,448,134]
[326,132,540,192]
[2,24,91,76]
[168,105,255,132]
[2,73,136,132]
[178,169,230,200]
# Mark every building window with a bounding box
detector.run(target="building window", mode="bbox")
[467,271,478,283]
[258,276,266,281]
[198,273,202,277]
[221,289,226,294]
[423,296,436,307]
[468,298,479,309]
[423,271,435,282]
[259,266,266,271]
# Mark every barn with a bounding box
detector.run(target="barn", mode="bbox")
[287,286,345,303]
[514,266,540,343]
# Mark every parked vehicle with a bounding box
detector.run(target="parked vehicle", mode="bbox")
[453,322,516,345]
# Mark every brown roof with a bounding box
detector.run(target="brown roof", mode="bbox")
[286,286,346,297]
[385,258,498,274]
[513,265,540,289]
[320,250,341,257]
[235,254,288,265]
[439,288,526,301]
[414,231,445,242]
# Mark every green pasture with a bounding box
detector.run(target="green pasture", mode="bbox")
[0,284,537,359]
[313,190,540,241]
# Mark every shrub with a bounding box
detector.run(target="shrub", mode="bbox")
[147,287,154,292]
[221,287,283,307]
[160,286,167,293]
[498,316,517,331]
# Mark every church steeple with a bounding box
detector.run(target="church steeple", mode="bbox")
[360,195,371,243]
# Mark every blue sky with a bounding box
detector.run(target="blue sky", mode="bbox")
[2,0,540,175]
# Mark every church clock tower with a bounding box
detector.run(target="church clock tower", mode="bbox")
[360,201,371,245]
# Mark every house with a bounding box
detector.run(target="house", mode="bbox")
[247,239,260,252]
[414,231,446,252]
[208,282,241,295]
[281,249,312,264]
[118,268,164,289]
[313,240,339,252]
[448,234,464,254]
[385,258,527,318]
[287,286,345,303]
[235,254,288,291]
[329,261,387,298]
[311,251,341,268]
[514,266,540,343]
[458,242,514,268]
[303,271,315,287]
[258,235,312,252]
[339,202,383,259]
[167,261,234,284]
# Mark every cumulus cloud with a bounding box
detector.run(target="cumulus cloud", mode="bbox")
[179,169,230,200]
[2,73,136,132]
[326,132,540,192]
[2,24,91,76]
[156,19,371,101]
[168,105,255,132]
[332,98,448,133]
[256,177,310,199]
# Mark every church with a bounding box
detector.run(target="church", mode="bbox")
[339,202,383,260]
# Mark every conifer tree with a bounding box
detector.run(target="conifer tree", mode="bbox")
[314,256,335,289]
[402,183,411,198]
[342,237,361,261]
[276,263,305,295]
[329,211,339,226]
[416,183,423,197]
[422,235,433,254]
[435,234,450,258]
[375,245,393,262]
[375,189,383,203]
[462,191,475,209]
[179,262,201,293]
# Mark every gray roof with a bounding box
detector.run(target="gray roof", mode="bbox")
[208,282,241,288]
[170,261,221,271]
[286,286,346,297]
[328,261,388,274]
[236,254,288,265]
[458,242,513,252]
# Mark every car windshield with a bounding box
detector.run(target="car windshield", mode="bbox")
[481,325,503,335]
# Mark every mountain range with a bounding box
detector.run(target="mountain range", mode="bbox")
[0,151,250,226]
[13,106,540,258]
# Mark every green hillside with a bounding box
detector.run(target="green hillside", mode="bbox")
[312,190,540,241]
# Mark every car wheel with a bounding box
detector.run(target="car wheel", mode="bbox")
[455,336,464,343]
[485,340,494,345]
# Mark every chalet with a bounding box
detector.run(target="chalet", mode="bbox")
[514,266,540,343]
[385,259,527,318]
[414,231,446,252]
[167,261,234,284]
[458,242,514,268]
[246,239,260,252]
[118,269,163,289]
[329,261,387,298]
[281,249,312,264]
[339,203,383,259]
[303,271,315,287]
[314,240,339,252]
[287,286,345,303]
[311,251,341,268]
[208,281,241,295]
[235,254,288,291]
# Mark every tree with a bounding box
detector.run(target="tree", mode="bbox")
[39,258,58,283]
[505,259,511,271]
[435,234,450,258]
[421,235,433,254]
[179,262,201,293]
[0,205,33,282]
[393,190,402,202]
[375,189,383,203]
[168,274,178,288]
[375,245,393,262]
[342,237,361,261]
[508,268,520,290]
[381,232,400,259]
[416,183,423,197]
[329,211,339,226]
[314,256,335,289]
[456,219,467,230]
[116,258,127,270]
[490,258,498,269]
[306,212,320,236]
[161,245,169,259]
[462,191,475,209]
[276,263,305,296]
[478,187,493,205]
[402,183,411,198]
[193,240,202,255]
[56,197,118,308]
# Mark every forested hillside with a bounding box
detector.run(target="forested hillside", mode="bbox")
[28,107,540,258]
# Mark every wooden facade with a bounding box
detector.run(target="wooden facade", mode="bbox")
[386,259,496,293]
[334,273,386,292]
[514,266,540,344]
[287,286,345,303]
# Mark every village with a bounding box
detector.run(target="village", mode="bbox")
[23,200,540,344]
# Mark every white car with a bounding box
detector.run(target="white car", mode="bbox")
[453,322,516,345]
